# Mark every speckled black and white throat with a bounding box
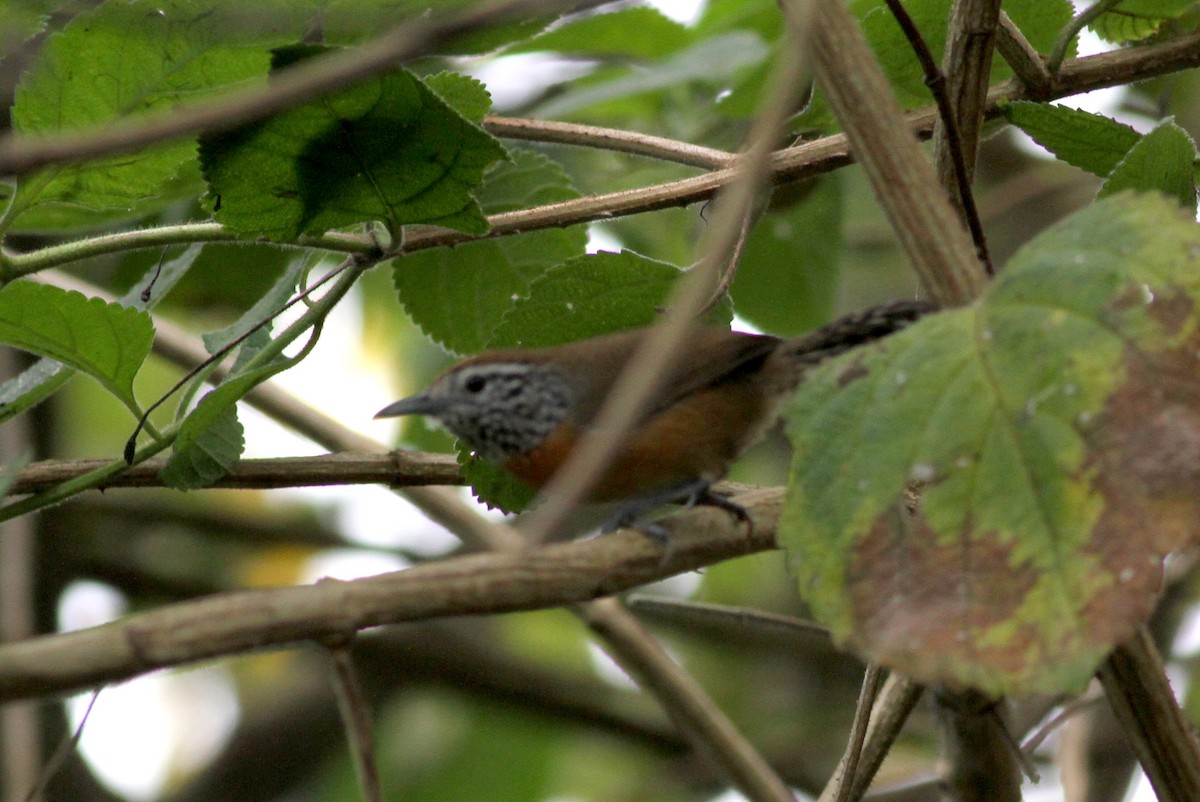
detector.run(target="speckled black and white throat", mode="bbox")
[430,363,575,462]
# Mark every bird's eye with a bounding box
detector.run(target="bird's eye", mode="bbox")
[464,375,487,393]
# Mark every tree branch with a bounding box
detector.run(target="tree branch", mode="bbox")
[484,116,734,169]
[1098,628,1200,802]
[3,451,462,495]
[0,487,781,704]
[994,12,1053,96]
[818,674,924,802]
[807,0,986,306]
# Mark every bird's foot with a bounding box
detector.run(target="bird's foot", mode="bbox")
[599,480,751,565]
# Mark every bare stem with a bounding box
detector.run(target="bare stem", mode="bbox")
[1098,628,1200,802]
[808,0,986,306]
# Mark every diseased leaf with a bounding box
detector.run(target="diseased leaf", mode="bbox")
[0,281,154,414]
[394,149,586,354]
[1098,120,1198,208]
[201,52,505,241]
[781,193,1200,695]
[1001,101,1142,178]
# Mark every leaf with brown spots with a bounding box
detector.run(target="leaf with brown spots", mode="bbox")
[780,193,1200,695]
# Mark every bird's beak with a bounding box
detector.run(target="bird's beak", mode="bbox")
[374,394,448,419]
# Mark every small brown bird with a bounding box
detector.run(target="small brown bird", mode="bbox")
[376,301,929,537]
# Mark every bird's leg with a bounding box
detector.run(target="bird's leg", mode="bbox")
[686,484,753,532]
[600,479,753,559]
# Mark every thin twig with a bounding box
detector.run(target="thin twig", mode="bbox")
[1048,0,1124,74]
[882,0,993,274]
[835,665,885,802]
[484,116,734,169]
[626,596,831,643]
[934,0,999,273]
[703,202,761,313]
[323,644,382,802]
[818,675,924,802]
[24,689,101,802]
[1020,691,1103,757]
[4,226,375,279]
[807,0,985,306]
[123,258,362,463]
[994,12,1053,96]
[1098,628,1200,802]
[582,597,796,802]
[3,451,463,495]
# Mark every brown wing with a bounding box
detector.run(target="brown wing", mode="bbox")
[546,327,782,425]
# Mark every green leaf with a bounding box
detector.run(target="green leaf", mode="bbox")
[1001,101,1142,178]
[489,250,731,349]
[10,0,270,231]
[509,7,692,59]
[797,0,1073,128]
[534,31,768,119]
[1098,120,1198,208]
[394,149,586,354]
[1002,0,1078,58]
[163,360,280,488]
[1089,0,1196,43]
[422,72,494,124]
[201,257,307,356]
[0,244,202,424]
[781,193,1200,695]
[0,281,154,414]
[461,250,730,511]
[159,403,244,490]
[695,0,784,39]
[731,176,843,336]
[459,450,536,513]
[0,2,50,65]
[201,53,505,241]
[868,0,1073,103]
[855,0,954,107]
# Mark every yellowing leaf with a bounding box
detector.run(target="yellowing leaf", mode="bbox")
[781,193,1200,695]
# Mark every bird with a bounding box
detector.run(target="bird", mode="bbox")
[376,301,931,542]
